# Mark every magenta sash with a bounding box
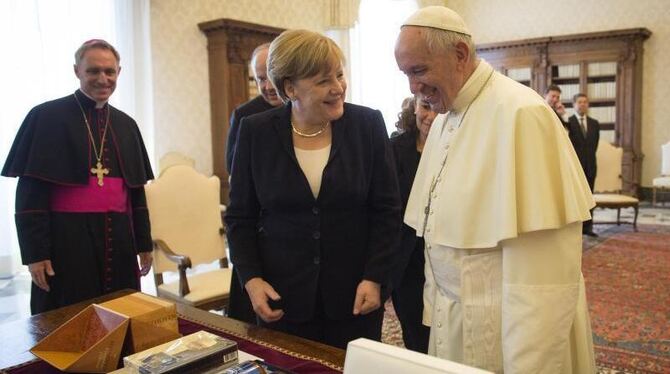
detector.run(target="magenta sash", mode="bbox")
[51,177,128,213]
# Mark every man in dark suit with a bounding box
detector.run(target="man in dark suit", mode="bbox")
[226,43,282,173]
[226,42,282,324]
[545,84,569,130]
[568,93,601,237]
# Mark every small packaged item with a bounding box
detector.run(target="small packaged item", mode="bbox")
[123,330,238,373]
[221,360,295,374]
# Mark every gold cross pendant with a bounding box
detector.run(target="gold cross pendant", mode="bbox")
[91,161,110,186]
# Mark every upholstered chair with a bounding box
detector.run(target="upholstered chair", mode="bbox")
[145,161,232,311]
[652,142,670,206]
[593,141,639,230]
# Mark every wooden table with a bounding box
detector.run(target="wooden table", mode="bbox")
[0,290,345,372]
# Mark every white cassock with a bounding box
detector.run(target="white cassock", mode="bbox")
[405,60,597,373]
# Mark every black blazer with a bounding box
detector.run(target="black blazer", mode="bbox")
[226,95,276,173]
[389,132,424,288]
[225,102,401,322]
[567,114,600,187]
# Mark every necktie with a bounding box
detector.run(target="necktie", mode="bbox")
[580,116,587,137]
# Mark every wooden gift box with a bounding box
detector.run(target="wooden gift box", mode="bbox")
[30,304,129,373]
[99,292,181,354]
[31,292,180,373]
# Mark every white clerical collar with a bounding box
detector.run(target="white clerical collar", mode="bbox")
[79,90,108,109]
[451,59,494,113]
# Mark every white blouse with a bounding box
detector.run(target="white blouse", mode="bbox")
[294,145,331,198]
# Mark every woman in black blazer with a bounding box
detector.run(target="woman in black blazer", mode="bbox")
[225,29,401,349]
[390,96,437,353]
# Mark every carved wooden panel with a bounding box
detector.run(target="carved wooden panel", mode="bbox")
[199,19,283,203]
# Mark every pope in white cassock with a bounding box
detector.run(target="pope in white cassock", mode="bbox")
[394,6,597,373]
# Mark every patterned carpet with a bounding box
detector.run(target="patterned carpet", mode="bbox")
[381,299,404,349]
[584,224,670,373]
[381,224,670,374]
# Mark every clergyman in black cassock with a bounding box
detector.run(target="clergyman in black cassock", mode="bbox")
[2,40,154,314]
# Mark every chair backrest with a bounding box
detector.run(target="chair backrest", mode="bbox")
[158,152,196,176]
[146,164,226,273]
[662,142,670,176]
[594,140,623,193]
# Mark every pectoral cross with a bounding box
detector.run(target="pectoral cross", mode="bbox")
[421,176,437,237]
[421,204,431,237]
[91,161,109,186]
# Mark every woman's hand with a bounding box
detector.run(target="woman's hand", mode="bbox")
[353,280,381,315]
[245,277,285,322]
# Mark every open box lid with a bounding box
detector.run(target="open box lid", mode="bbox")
[30,304,129,373]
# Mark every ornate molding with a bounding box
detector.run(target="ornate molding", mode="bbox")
[226,34,246,64]
[199,18,284,38]
[476,28,651,53]
[623,39,639,63]
[535,44,548,69]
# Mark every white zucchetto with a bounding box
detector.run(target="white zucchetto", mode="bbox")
[402,5,472,36]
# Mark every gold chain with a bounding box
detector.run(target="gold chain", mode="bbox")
[73,93,111,186]
[291,121,329,138]
[73,93,110,164]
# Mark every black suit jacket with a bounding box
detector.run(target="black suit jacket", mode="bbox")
[568,114,600,188]
[225,102,401,322]
[226,95,276,173]
[389,131,424,288]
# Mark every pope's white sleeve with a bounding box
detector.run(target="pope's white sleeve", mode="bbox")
[500,222,584,374]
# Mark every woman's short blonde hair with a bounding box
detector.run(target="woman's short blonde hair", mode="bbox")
[268,29,345,102]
